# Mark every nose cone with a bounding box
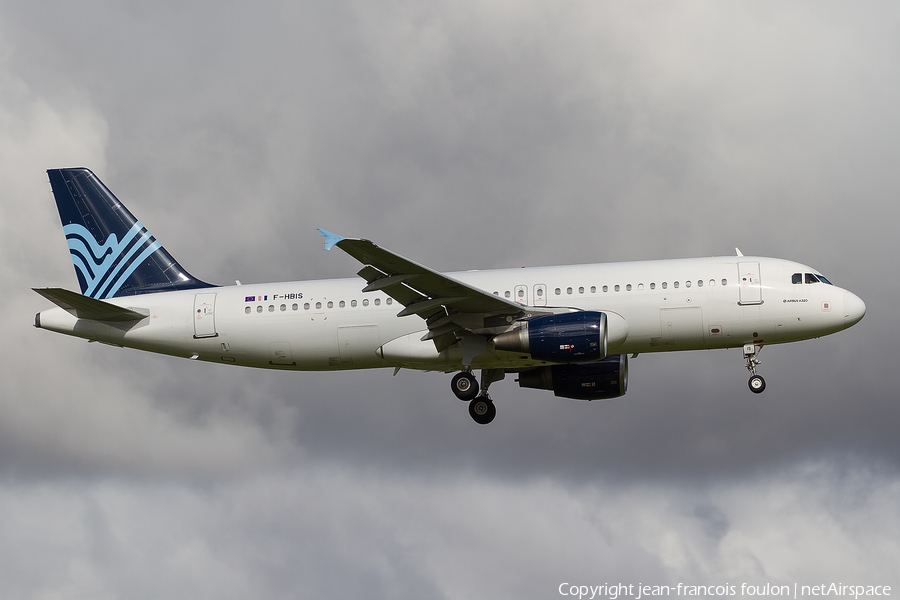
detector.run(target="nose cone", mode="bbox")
[843,291,866,326]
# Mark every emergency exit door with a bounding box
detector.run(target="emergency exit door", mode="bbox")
[514,285,528,305]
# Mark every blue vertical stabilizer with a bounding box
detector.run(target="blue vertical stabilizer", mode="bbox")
[47,168,215,298]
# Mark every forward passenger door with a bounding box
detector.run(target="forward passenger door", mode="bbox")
[738,262,762,305]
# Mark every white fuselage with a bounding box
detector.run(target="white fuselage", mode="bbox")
[36,255,865,372]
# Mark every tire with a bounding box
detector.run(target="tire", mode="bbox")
[748,374,766,394]
[468,397,496,425]
[451,372,479,400]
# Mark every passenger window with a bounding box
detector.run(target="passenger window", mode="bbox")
[602,285,608,293]
[697,280,703,287]
[638,283,644,290]
[792,273,802,284]
[578,286,584,294]
[721,279,727,286]
[590,286,596,293]
[505,291,511,298]
[674,281,679,289]
[374,299,380,306]
[536,288,544,296]
[351,300,357,307]
[555,288,561,295]
[567,287,573,295]
[280,304,286,311]
[315,302,321,309]
[614,285,620,292]
[362,299,369,307]
[304,303,310,310]
[685,280,691,288]
[386,298,393,305]
[268,305,275,312]
[709,279,715,287]
[339,301,345,308]
[245,306,251,314]
[650,283,656,290]
[292,303,298,311]
[257,306,263,313]
[518,289,525,298]
[328,301,334,308]
[626,284,632,291]
[662,282,668,289]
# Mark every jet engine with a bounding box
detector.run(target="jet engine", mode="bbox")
[517,354,628,400]
[493,311,608,362]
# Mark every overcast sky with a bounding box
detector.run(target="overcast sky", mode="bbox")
[1,1,898,598]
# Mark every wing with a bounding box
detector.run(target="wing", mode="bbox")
[319,230,527,352]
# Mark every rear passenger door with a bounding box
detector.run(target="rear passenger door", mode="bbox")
[193,293,218,338]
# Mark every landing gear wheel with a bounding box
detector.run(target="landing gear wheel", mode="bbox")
[451,372,479,401]
[468,397,496,425]
[748,374,766,394]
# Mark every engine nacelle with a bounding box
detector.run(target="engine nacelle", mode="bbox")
[493,311,608,363]
[517,354,628,400]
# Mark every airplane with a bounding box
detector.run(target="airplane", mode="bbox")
[34,168,866,424]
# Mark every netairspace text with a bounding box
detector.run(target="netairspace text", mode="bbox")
[558,583,892,600]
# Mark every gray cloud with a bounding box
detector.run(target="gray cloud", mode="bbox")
[0,462,897,599]
[1,0,898,596]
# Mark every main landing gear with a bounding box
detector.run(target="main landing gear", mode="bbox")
[451,369,504,424]
[743,343,766,394]
[451,371,479,400]
[468,396,496,425]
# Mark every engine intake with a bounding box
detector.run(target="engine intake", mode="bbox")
[517,355,628,400]
[493,311,608,363]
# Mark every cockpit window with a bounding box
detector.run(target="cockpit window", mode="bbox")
[794,272,834,285]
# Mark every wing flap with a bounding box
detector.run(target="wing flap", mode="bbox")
[396,296,469,318]
[357,265,427,308]
[361,273,421,293]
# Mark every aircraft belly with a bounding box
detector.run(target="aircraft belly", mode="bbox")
[377,330,544,371]
[337,325,383,368]
[229,322,341,369]
[658,307,704,348]
[212,306,416,370]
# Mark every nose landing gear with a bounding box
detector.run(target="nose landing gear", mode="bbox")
[743,343,766,394]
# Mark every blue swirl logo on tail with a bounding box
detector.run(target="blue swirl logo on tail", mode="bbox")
[64,221,162,299]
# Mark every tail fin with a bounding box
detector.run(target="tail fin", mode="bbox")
[47,168,215,298]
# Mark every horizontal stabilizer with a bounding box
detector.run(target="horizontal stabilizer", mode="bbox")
[33,287,148,322]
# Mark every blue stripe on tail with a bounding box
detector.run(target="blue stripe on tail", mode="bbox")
[48,168,215,298]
